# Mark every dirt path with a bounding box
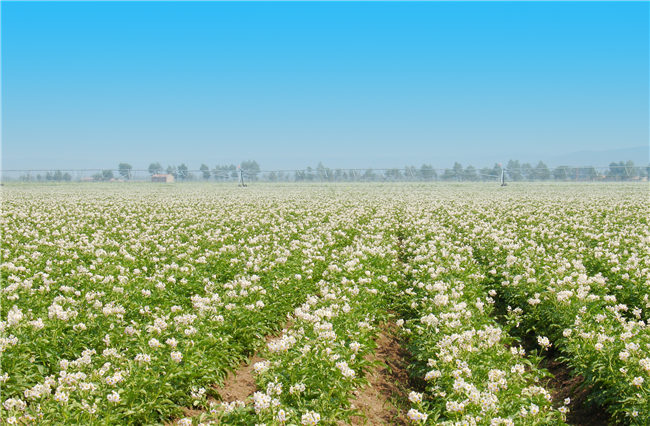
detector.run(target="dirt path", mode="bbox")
[173,321,412,424]
[348,324,410,425]
[212,354,264,403]
[543,357,610,426]
[171,326,288,423]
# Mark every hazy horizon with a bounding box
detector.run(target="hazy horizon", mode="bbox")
[2,2,648,170]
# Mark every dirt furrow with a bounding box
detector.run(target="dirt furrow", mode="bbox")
[348,324,410,425]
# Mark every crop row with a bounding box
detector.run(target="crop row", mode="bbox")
[392,205,566,425]
[456,195,649,423]
[1,189,369,423]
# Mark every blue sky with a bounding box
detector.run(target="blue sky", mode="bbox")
[2,1,648,170]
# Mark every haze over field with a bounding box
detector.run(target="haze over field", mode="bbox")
[2,1,648,170]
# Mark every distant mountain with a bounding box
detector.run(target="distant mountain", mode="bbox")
[544,146,649,168]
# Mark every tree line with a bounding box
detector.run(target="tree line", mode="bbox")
[15,159,649,182]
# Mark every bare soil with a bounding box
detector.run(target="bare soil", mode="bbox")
[543,358,610,426]
[213,354,264,403]
[348,324,410,425]
[213,322,291,403]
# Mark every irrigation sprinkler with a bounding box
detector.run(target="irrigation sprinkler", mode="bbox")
[499,164,507,187]
[238,166,247,187]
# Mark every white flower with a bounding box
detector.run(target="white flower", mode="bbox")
[252,391,271,413]
[107,391,120,404]
[336,361,356,378]
[511,364,525,375]
[408,391,423,403]
[253,360,270,374]
[537,336,551,350]
[171,351,183,363]
[6,306,23,326]
[631,376,644,387]
[301,410,320,425]
[135,353,151,364]
[446,400,465,412]
[148,338,162,348]
[407,408,428,422]
[290,382,306,394]
[424,370,441,381]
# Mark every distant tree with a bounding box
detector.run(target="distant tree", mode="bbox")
[362,169,375,181]
[212,166,225,180]
[118,163,133,180]
[441,168,456,181]
[419,164,435,181]
[166,165,177,178]
[241,160,260,180]
[553,166,570,181]
[268,171,278,182]
[92,171,111,181]
[305,166,315,181]
[568,167,579,181]
[534,161,551,180]
[200,164,210,180]
[313,162,334,181]
[63,172,72,182]
[316,162,327,181]
[102,169,114,181]
[177,163,189,180]
[521,163,534,180]
[625,160,638,179]
[404,166,417,180]
[583,166,598,181]
[385,168,402,180]
[491,163,503,179]
[452,162,464,181]
[479,167,493,181]
[463,165,478,181]
[53,170,64,181]
[506,160,523,181]
[148,162,163,175]
[608,161,624,180]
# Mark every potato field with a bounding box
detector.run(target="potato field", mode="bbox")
[1,183,648,425]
